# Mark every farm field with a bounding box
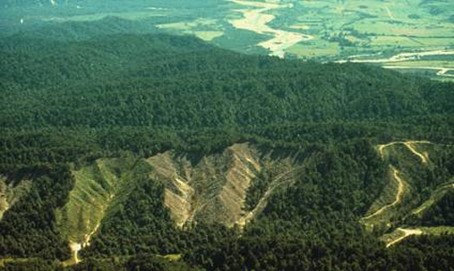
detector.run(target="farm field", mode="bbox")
[1,0,453,78]
[240,0,453,79]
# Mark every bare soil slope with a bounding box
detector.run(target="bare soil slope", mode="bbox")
[147,143,300,228]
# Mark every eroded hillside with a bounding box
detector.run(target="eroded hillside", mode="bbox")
[56,157,146,265]
[60,140,453,261]
[0,177,31,220]
[56,143,306,264]
[147,143,301,229]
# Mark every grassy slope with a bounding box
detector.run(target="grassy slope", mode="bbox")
[56,158,140,244]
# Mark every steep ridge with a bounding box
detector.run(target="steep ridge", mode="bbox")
[147,143,299,228]
[0,177,31,220]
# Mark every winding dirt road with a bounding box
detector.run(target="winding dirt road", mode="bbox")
[371,141,454,248]
[363,167,405,220]
[403,142,429,164]
[382,66,454,78]
[365,141,430,220]
[386,228,423,248]
[378,141,431,163]
[338,50,454,78]
[68,242,82,264]
[339,50,454,64]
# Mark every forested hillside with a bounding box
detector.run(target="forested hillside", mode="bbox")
[0,19,453,270]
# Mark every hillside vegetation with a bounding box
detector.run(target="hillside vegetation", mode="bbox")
[361,141,454,247]
[0,19,453,270]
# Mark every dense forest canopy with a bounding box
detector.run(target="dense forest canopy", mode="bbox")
[0,18,453,271]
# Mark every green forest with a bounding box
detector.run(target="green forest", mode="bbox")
[0,18,453,270]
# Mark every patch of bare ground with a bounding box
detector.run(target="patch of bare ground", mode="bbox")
[147,143,300,229]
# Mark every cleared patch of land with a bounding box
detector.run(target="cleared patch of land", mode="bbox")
[147,143,303,230]
[228,0,313,58]
[57,158,137,266]
[193,31,224,41]
[148,144,265,228]
[244,0,454,79]
[273,0,453,78]
[156,18,224,41]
